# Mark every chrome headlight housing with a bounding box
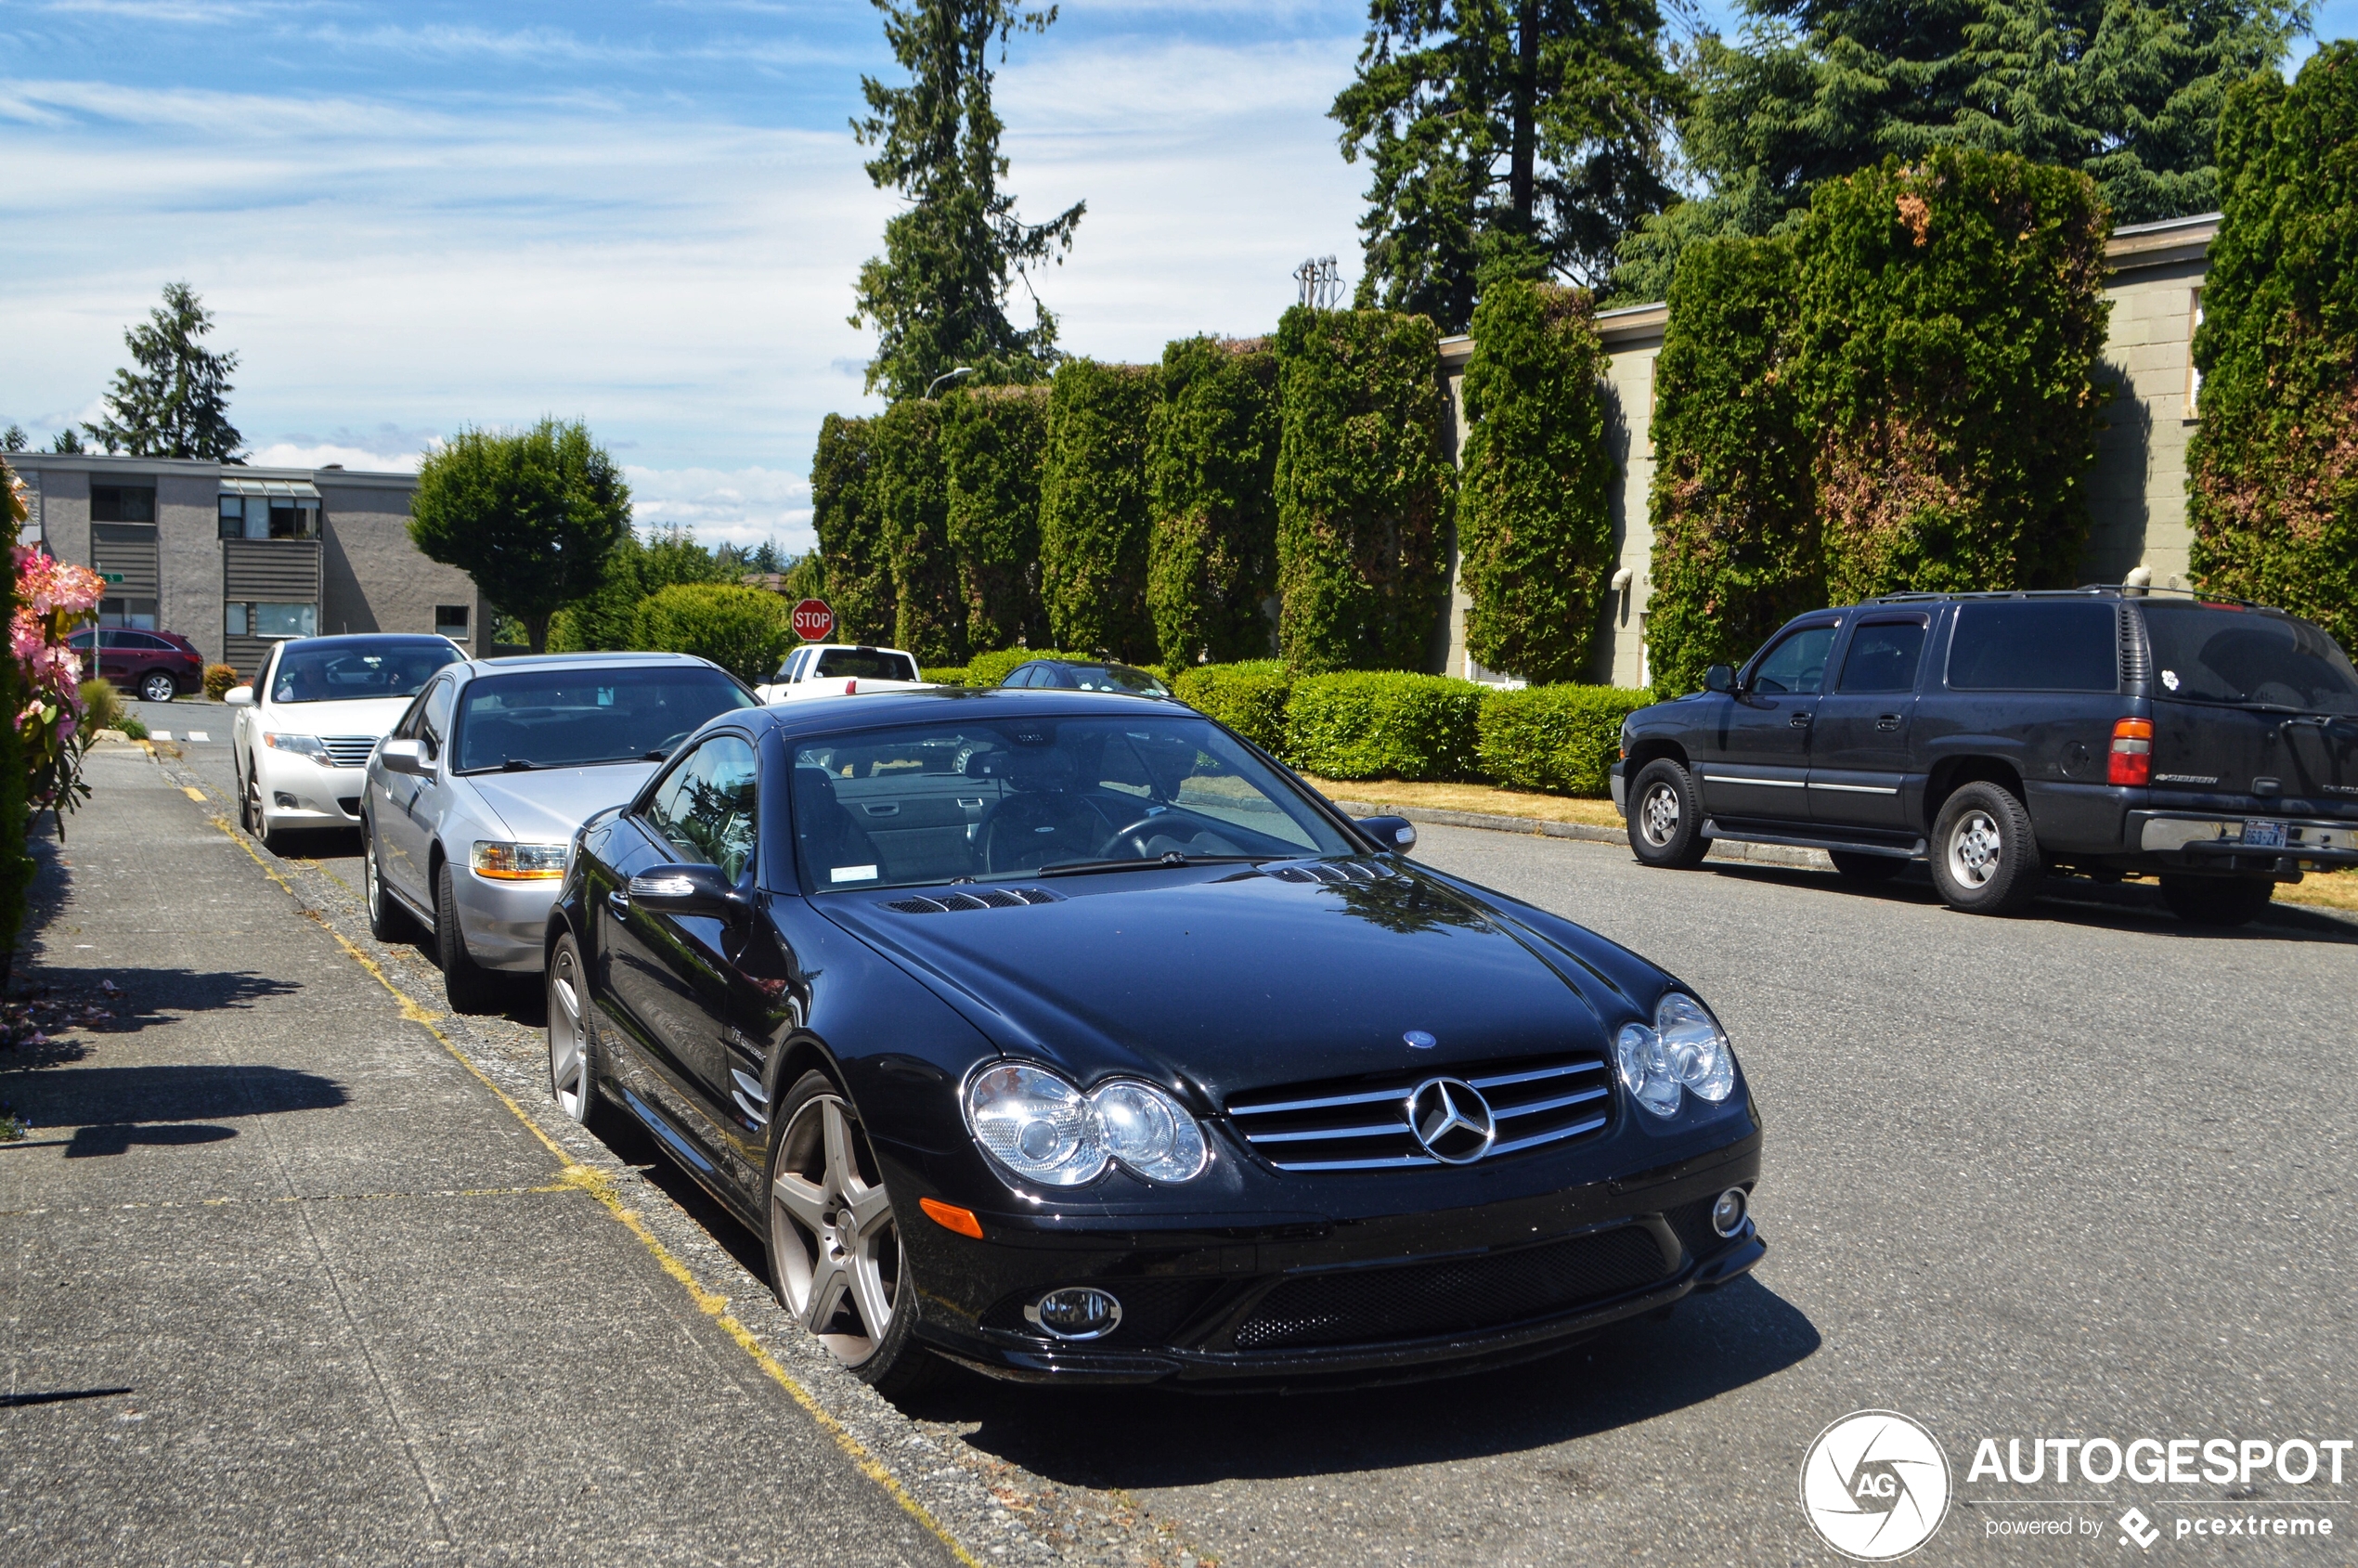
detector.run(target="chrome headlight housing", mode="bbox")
[471,841,568,882]
[262,732,330,767]
[1615,991,1736,1119]
[965,1063,1209,1186]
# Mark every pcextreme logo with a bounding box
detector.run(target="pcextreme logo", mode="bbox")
[1801,1410,1954,1561]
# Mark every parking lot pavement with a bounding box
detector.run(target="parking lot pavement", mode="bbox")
[0,750,974,1567]
[38,740,2358,1565]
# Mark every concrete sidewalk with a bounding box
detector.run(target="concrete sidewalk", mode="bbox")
[0,750,968,1566]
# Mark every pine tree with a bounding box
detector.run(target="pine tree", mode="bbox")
[1331,0,1686,330]
[85,282,245,460]
[851,0,1084,402]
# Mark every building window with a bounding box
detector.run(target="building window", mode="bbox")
[100,597,160,631]
[219,496,244,539]
[434,604,471,640]
[269,499,319,538]
[227,602,317,640]
[217,486,320,538]
[92,486,156,524]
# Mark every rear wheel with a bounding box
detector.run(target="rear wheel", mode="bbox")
[2159,875,2274,927]
[434,858,505,1014]
[1929,782,2041,915]
[1627,759,1709,869]
[766,1070,936,1398]
[1828,849,1905,883]
[139,672,176,704]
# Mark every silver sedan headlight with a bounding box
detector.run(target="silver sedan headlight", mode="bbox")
[965,1064,1209,1186]
[1615,991,1736,1119]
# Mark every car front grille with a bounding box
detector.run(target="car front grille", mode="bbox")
[1229,1225,1671,1353]
[1225,1055,1613,1172]
[322,735,378,769]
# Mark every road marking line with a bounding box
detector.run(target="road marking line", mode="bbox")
[187,731,211,742]
[198,806,984,1568]
[151,730,172,741]
[181,786,206,802]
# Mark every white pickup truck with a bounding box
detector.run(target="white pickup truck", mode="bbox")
[755,643,931,704]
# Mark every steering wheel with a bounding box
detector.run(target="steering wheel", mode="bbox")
[1102,813,1175,859]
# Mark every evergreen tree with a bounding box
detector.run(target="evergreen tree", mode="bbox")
[1612,0,2305,302]
[851,0,1084,402]
[1,426,26,453]
[50,430,85,454]
[1331,0,1686,331]
[85,282,245,460]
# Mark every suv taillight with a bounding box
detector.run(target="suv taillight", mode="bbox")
[2108,718,2153,786]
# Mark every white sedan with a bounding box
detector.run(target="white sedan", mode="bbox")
[228,634,465,849]
[755,642,929,703]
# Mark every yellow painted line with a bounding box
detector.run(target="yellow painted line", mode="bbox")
[199,807,982,1568]
[181,785,207,803]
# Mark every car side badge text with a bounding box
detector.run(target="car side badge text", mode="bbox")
[1405,1030,1436,1050]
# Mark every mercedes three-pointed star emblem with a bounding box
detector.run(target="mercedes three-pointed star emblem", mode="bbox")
[1406,1076,1496,1164]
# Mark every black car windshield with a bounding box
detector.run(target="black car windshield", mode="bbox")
[270,640,460,704]
[791,715,1353,891]
[2143,603,2358,715]
[452,666,755,773]
[1072,664,1171,696]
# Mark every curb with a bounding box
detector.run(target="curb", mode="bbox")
[1327,797,1833,871]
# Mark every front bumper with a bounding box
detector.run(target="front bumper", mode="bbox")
[2131,811,2358,877]
[452,864,564,972]
[254,750,366,824]
[900,1131,1763,1387]
[1610,762,1626,816]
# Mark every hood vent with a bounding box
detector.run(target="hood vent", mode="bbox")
[884,887,1062,914]
[1267,861,1399,886]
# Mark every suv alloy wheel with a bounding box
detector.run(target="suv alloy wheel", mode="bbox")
[1627,758,1711,869]
[1928,781,2041,914]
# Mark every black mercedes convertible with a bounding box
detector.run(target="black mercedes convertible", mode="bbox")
[543,686,1765,1392]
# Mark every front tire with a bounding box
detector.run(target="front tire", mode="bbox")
[1829,849,1905,883]
[546,933,602,1123]
[1627,758,1710,869]
[434,857,505,1014]
[765,1070,935,1397]
[139,672,177,704]
[2159,875,2274,927]
[244,761,277,852]
[1929,782,2041,915]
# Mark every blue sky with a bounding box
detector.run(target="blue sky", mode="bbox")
[3,0,2344,553]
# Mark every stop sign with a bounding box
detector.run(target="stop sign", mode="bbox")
[791,599,835,641]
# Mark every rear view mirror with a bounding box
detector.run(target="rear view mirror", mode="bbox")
[378,737,427,777]
[225,686,254,707]
[1356,815,1418,852]
[1704,665,1736,693]
[628,862,745,921]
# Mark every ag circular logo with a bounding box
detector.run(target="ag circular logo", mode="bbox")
[1799,1410,1951,1561]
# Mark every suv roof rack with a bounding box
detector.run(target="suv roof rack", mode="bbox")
[1861,585,2284,614]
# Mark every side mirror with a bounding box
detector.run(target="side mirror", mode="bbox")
[225,686,254,707]
[1704,664,1736,694]
[378,737,427,777]
[1356,815,1418,852]
[628,862,745,920]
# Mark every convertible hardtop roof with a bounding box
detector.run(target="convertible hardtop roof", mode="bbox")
[742,683,1181,744]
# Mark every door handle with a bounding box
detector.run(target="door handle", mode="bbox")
[606,890,630,914]
[862,803,900,817]
[1876,715,1902,731]
[1789,713,1812,728]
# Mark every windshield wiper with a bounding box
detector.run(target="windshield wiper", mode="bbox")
[1034,852,1261,878]
[498,758,539,771]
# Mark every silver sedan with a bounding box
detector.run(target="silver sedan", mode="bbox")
[358,651,759,1011]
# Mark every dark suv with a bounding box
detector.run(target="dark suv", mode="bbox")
[1611,590,2358,926]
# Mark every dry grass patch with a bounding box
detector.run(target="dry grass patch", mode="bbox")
[2279,868,2358,912]
[1299,774,1624,829]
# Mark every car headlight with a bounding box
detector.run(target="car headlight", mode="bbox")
[262,732,330,766]
[1615,991,1735,1118]
[965,1064,1209,1186]
[471,841,569,881]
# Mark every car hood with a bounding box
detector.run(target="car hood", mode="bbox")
[257,697,412,737]
[458,764,660,843]
[814,862,1655,1100]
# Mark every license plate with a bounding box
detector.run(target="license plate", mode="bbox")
[2239,820,2287,849]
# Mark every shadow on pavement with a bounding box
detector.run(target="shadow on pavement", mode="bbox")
[587,1105,773,1283]
[0,1062,348,1146]
[917,1275,1819,1489]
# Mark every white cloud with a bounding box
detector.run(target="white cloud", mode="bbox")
[627,465,815,555]
[245,439,425,473]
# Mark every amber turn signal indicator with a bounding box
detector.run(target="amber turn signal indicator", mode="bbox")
[2108,717,2154,786]
[919,1197,984,1238]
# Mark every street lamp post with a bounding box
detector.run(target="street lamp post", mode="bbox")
[926,367,978,399]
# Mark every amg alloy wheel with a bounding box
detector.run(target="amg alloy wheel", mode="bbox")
[545,934,599,1123]
[766,1071,932,1393]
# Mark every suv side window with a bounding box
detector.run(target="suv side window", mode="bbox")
[1751,626,1837,694]
[643,733,758,882]
[1948,603,2118,692]
[1838,620,1929,693]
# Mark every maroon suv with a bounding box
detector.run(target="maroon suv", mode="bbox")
[69,628,206,703]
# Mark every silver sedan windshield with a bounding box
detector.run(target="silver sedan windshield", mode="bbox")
[453,667,754,773]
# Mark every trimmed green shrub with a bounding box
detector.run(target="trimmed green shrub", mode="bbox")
[1283,671,1484,781]
[1798,150,2112,603]
[1041,360,1159,661]
[1147,336,1280,667]
[1457,282,1616,685]
[1173,660,1293,754]
[1273,306,1456,673]
[2189,44,2358,651]
[1644,235,1821,697]
[873,398,965,665]
[811,414,895,645]
[632,583,795,684]
[943,384,1050,654]
[551,525,732,653]
[920,666,969,685]
[1477,684,1652,797]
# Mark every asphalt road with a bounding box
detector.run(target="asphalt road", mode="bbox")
[112,700,2358,1563]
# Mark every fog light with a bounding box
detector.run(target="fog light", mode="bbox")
[1711,1186,1748,1238]
[1025,1287,1123,1341]
[273,792,299,810]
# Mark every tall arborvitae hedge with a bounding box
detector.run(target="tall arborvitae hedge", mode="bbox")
[1272,306,1455,672]
[1644,235,1820,695]
[2189,44,2358,650]
[1040,360,1159,660]
[872,397,965,665]
[942,383,1050,654]
[1456,281,1614,685]
[810,414,894,644]
[1798,149,2112,603]
[1147,336,1280,667]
